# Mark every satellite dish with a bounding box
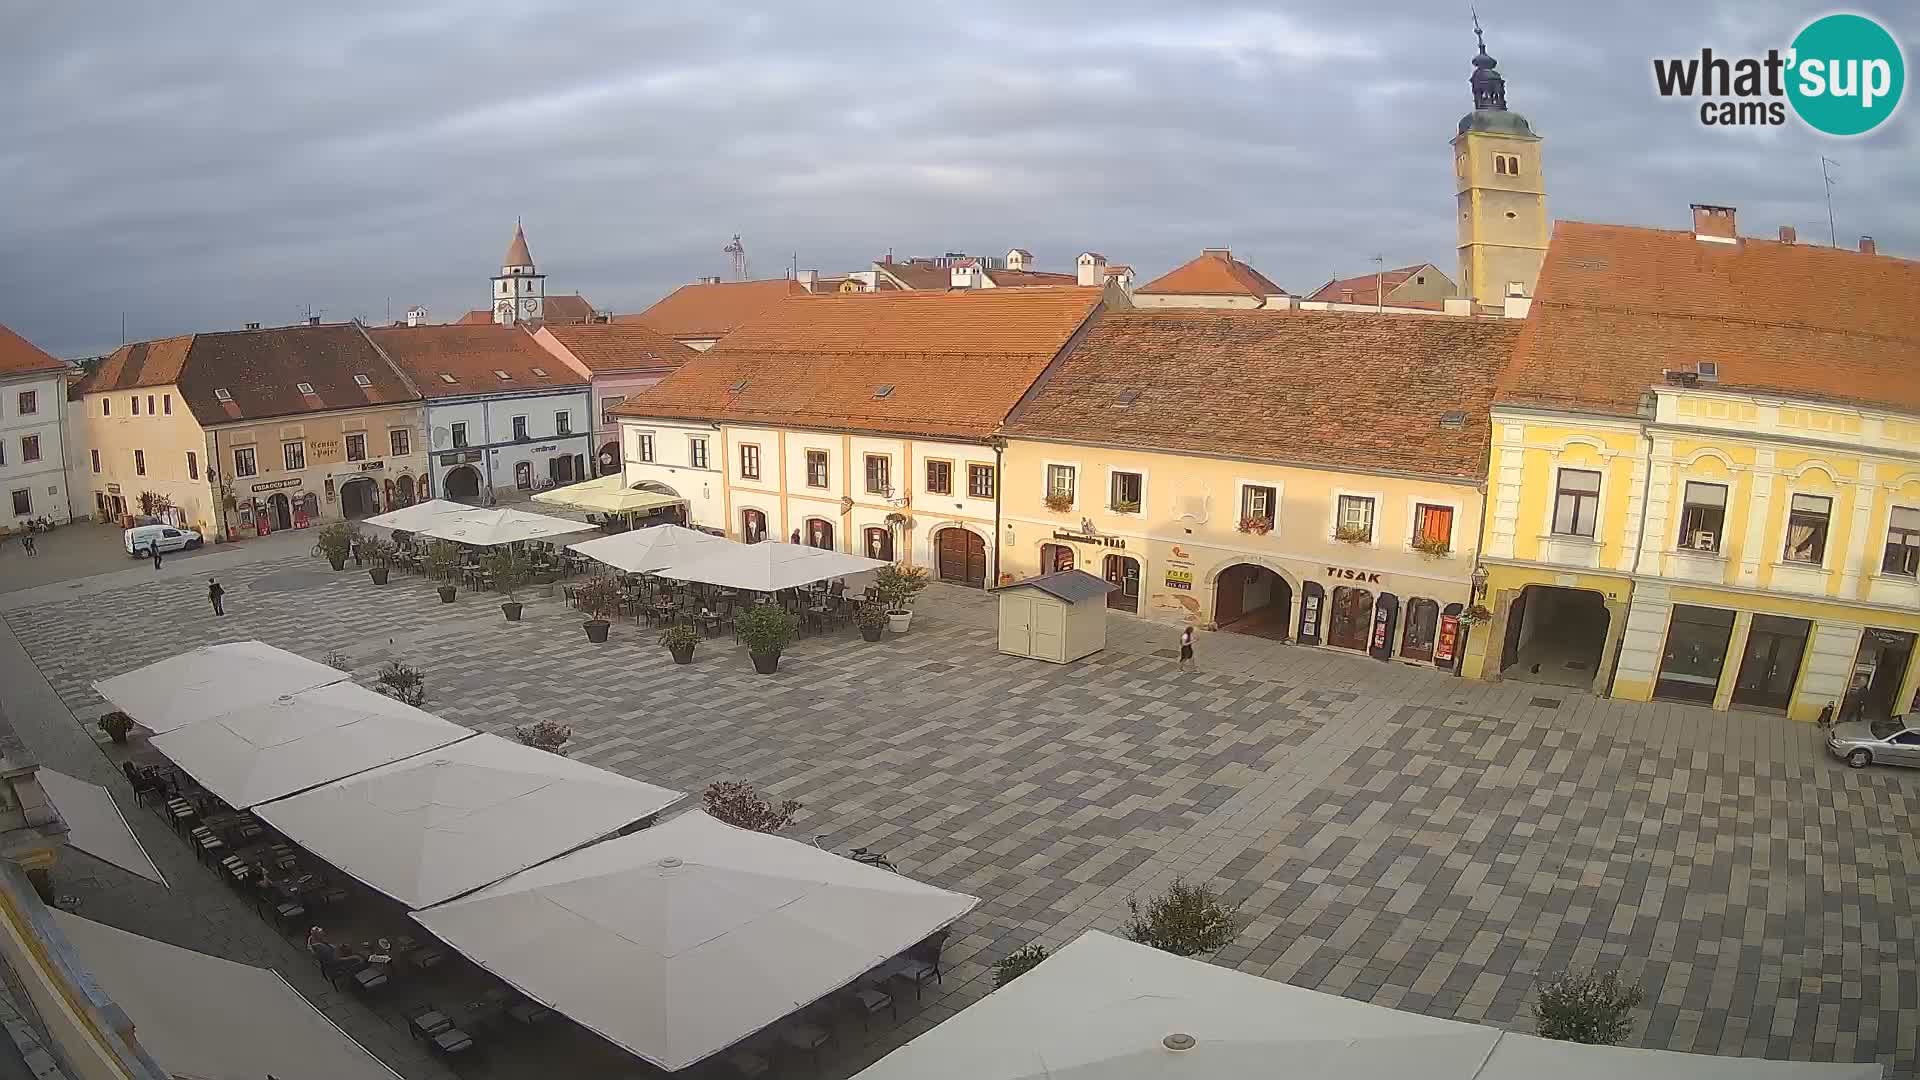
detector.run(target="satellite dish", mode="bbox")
[431,426,451,449]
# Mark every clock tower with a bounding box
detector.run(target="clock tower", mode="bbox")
[1452,17,1547,311]
[491,221,546,325]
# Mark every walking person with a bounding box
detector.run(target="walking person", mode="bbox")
[149,543,163,570]
[20,532,34,557]
[1178,625,1196,672]
[208,578,224,617]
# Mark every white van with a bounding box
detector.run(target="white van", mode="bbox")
[124,524,202,557]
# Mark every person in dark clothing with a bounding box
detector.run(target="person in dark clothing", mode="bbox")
[208,578,225,616]
[20,533,34,556]
[149,544,163,570]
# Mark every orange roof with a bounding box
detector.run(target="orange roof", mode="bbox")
[618,279,805,341]
[504,223,533,267]
[876,262,954,291]
[455,309,492,325]
[369,324,586,399]
[616,287,1106,440]
[1305,264,1433,305]
[1007,309,1518,480]
[543,322,696,375]
[1500,221,1920,418]
[988,269,1079,287]
[81,334,194,395]
[0,323,66,377]
[1137,249,1288,298]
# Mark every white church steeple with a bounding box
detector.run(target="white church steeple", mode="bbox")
[491,221,546,324]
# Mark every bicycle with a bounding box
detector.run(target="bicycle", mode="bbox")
[812,835,898,872]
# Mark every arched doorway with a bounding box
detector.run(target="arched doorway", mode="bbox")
[805,518,834,550]
[514,461,533,490]
[267,493,293,531]
[444,465,482,504]
[1401,598,1441,662]
[340,477,380,520]
[863,527,893,561]
[1103,554,1141,613]
[1213,563,1293,639]
[1328,586,1374,651]
[935,527,987,588]
[741,509,767,543]
[1040,543,1074,574]
[396,474,416,506]
[1498,585,1611,687]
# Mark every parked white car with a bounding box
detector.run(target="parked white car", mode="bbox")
[124,524,202,557]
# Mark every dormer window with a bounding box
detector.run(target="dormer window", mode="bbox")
[531,367,548,377]
[438,373,457,384]
[353,373,372,387]
[214,388,233,402]
[296,382,315,395]
[874,384,895,399]
[494,370,512,380]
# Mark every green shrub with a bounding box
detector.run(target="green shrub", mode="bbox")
[702,781,800,833]
[374,661,426,707]
[312,521,359,563]
[1532,969,1643,1044]
[993,944,1050,988]
[1122,880,1241,957]
[735,604,798,655]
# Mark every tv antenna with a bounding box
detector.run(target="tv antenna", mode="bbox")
[724,234,749,281]
[1369,253,1385,313]
[1820,156,1840,247]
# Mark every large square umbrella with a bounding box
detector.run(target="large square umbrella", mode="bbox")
[256,733,683,909]
[412,810,978,1072]
[653,541,886,592]
[150,681,474,809]
[419,507,596,547]
[566,524,732,574]
[533,475,687,517]
[362,498,478,532]
[93,641,352,736]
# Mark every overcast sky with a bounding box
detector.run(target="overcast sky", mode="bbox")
[6,0,1915,357]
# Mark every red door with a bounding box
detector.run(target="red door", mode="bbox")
[936,529,986,588]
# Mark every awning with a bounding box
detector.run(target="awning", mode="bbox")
[55,912,402,1080]
[567,524,732,574]
[853,932,1882,1080]
[255,733,683,909]
[150,681,474,809]
[533,474,686,516]
[655,541,887,592]
[93,641,351,735]
[362,498,477,532]
[418,506,597,546]
[39,768,164,886]
[412,810,978,1072]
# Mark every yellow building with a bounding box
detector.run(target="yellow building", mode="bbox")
[1462,209,1920,723]
[76,323,428,537]
[1000,308,1519,665]
[1453,23,1548,312]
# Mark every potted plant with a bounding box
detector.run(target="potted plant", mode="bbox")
[1043,492,1074,513]
[659,622,701,664]
[1531,969,1644,1045]
[312,521,359,570]
[374,661,426,707]
[1111,499,1141,514]
[875,562,930,633]
[1459,603,1493,626]
[484,548,530,622]
[855,601,889,642]
[1122,879,1242,957]
[97,711,133,745]
[361,536,396,585]
[1411,535,1451,558]
[1236,514,1273,536]
[575,577,620,643]
[735,604,798,674]
[423,541,459,602]
[513,719,573,755]
[702,781,801,833]
[993,944,1050,989]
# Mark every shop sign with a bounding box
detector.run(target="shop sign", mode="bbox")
[534,444,558,453]
[358,460,385,472]
[1372,605,1392,649]
[105,483,121,495]
[309,438,342,463]
[1300,594,1321,639]
[1052,529,1125,549]
[1436,615,1461,664]
[1165,568,1194,591]
[251,478,301,493]
[1326,566,1382,584]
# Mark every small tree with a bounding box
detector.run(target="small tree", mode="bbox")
[1122,880,1241,957]
[735,604,798,657]
[312,522,359,567]
[374,661,426,707]
[993,944,1050,989]
[875,563,930,613]
[1532,969,1643,1045]
[575,577,622,623]
[323,648,354,671]
[484,547,531,602]
[423,540,460,581]
[514,719,572,754]
[359,535,397,566]
[703,781,800,833]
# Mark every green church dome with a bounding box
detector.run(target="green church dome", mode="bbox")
[1458,109,1537,137]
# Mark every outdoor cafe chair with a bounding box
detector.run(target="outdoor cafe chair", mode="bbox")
[847,984,896,1029]
[403,1003,455,1040]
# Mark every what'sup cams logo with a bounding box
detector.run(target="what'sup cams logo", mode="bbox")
[1654,13,1905,135]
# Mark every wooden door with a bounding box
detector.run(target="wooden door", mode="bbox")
[1328,587,1373,650]
[1033,599,1066,660]
[998,594,1034,656]
[938,529,985,587]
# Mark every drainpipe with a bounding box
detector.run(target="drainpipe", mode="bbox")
[991,437,1007,585]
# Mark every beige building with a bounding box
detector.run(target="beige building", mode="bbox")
[75,323,428,537]
[1454,29,1548,310]
[1001,308,1519,665]
[1131,248,1289,310]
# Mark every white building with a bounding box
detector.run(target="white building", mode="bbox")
[0,325,73,527]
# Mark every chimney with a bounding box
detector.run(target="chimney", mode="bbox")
[950,262,978,289]
[796,269,817,290]
[306,315,321,326]
[1201,247,1232,261]
[1076,252,1108,287]
[1778,226,1796,245]
[1442,296,1473,317]
[1860,235,1877,255]
[245,321,261,331]
[406,306,427,328]
[1690,203,1738,244]
[696,275,722,285]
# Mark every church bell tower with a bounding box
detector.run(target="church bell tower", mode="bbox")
[1452,17,1547,310]
[491,221,546,325]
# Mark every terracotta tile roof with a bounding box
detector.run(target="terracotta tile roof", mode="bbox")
[1137,249,1288,298]
[85,324,418,425]
[0,323,67,377]
[1005,309,1520,481]
[456,293,600,327]
[617,279,806,341]
[504,223,533,267]
[615,287,1106,440]
[455,309,493,325]
[875,262,955,291]
[1500,221,1920,418]
[542,322,696,375]
[1305,264,1431,305]
[368,324,586,400]
[987,269,1079,287]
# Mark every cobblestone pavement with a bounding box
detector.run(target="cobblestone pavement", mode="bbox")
[4,549,1918,1078]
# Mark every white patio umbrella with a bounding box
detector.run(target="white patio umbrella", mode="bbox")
[255,733,683,909]
[566,524,732,574]
[412,810,979,1072]
[149,681,474,809]
[418,506,596,547]
[654,541,886,592]
[93,641,351,735]
[362,498,477,533]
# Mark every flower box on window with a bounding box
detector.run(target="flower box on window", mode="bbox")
[1459,604,1493,626]
[1236,514,1273,536]
[1411,535,1451,558]
[1043,492,1074,513]
[1110,499,1141,515]
[1334,524,1371,545]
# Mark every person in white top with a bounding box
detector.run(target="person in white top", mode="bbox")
[1178,625,1196,672]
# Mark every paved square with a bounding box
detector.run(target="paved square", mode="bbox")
[6,547,1918,1078]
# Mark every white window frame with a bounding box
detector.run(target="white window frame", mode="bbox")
[1404,495,1463,554]
[1329,487,1383,546]
[636,431,655,463]
[1106,466,1146,515]
[1674,479,1729,554]
[1882,505,1920,578]
[1043,460,1079,509]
